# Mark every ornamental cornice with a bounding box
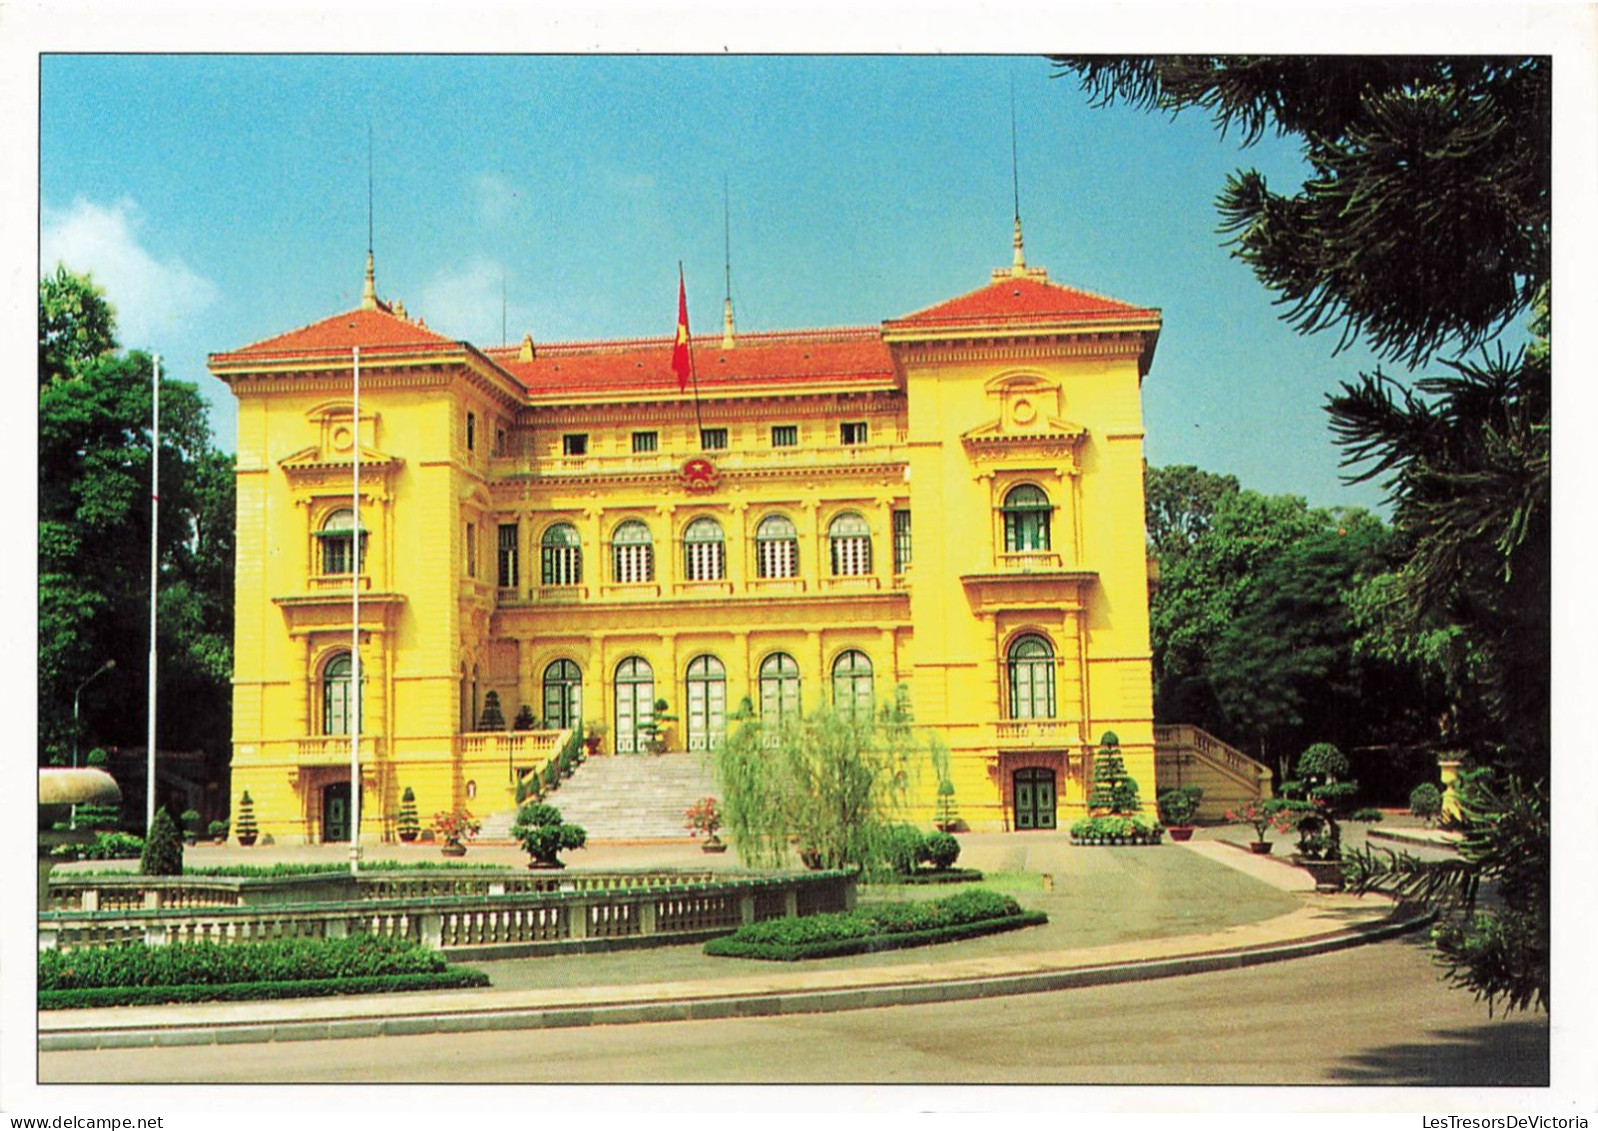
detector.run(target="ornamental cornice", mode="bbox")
[890,334,1148,368]
[489,458,907,493]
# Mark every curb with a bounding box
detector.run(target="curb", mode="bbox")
[39,902,1434,1051]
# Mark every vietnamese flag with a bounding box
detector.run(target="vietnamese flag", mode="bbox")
[671,268,692,393]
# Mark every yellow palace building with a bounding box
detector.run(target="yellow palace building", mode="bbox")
[212,228,1249,845]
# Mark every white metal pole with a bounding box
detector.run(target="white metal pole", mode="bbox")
[350,346,362,874]
[146,355,160,834]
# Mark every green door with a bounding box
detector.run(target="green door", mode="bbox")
[1013,768,1056,831]
[322,781,351,843]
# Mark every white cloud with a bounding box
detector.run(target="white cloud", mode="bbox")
[40,198,218,351]
[417,257,508,344]
[475,174,521,229]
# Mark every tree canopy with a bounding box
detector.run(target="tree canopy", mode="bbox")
[38,268,235,783]
[1066,55,1550,1012]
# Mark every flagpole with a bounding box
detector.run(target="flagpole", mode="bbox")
[146,355,160,835]
[350,345,362,875]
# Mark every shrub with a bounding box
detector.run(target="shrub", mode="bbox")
[41,970,489,1010]
[1156,785,1203,826]
[1409,782,1444,824]
[879,824,926,875]
[1349,807,1385,823]
[180,809,202,836]
[139,809,183,875]
[68,831,145,860]
[512,704,537,731]
[1088,731,1141,816]
[922,831,960,871]
[85,748,110,769]
[73,803,122,831]
[1069,815,1163,844]
[704,889,1043,960]
[511,802,587,867]
[207,820,230,839]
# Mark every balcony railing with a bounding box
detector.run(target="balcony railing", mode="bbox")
[996,550,1065,572]
[295,736,383,765]
[498,442,910,479]
[991,718,1082,747]
[458,730,569,765]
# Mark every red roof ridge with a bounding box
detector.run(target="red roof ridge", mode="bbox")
[483,325,883,359]
[217,304,460,360]
[888,273,1157,327]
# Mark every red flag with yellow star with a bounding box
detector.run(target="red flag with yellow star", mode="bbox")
[671,269,691,393]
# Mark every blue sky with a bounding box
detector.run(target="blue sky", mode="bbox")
[37,53,1529,512]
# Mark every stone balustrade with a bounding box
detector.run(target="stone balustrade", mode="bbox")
[40,869,854,958]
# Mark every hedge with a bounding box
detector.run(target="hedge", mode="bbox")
[40,970,489,1010]
[40,935,448,990]
[704,888,1046,961]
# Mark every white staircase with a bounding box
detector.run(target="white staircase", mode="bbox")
[479,752,721,842]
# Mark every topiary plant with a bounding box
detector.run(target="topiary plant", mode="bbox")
[235,791,258,846]
[397,787,420,841]
[513,704,537,731]
[140,809,184,875]
[1296,742,1351,784]
[477,690,506,731]
[1088,731,1141,816]
[511,802,587,869]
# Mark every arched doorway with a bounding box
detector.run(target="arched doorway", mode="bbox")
[614,657,655,754]
[1013,767,1057,831]
[684,655,727,751]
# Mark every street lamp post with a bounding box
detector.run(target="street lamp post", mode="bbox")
[70,659,116,828]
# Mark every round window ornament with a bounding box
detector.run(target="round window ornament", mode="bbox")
[332,426,354,451]
[1012,399,1037,425]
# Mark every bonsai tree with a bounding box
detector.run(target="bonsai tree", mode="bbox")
[1088,731,1141,816]
[640,699,675,754]
[511,802,587,869]
[206,819,229,843]
[139,808,183,875]
[432,809,481,852]
[180,808,202,845]
[1281,742,1358,862]
[235,791,258,846]
[396,786,421,842]
[512,704,537,731]
[478,690,507,731]
[685,796,723,844]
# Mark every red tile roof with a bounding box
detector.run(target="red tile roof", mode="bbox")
[886,274,1158,331]
[487,328,895,398]
[211,306,462,365]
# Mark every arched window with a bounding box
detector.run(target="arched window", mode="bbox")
[318,508,367,575]
[685,655,727,752]
[614,657,655,753]
[832,649,874,719]
[542,659,582,730]
[322,652,361,735]
[682,517,726,582]
[828,512,872,576]
[755,514,799,579]
[612,520,655,584]
[1007,634,1056,719]
[759,652,801,722]
[540,523,582,586]
[1002,484,1052,553]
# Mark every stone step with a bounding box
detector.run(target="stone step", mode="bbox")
[480,752,721,841]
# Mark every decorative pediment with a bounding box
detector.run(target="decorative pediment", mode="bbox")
[961,417,1088,471]
[279,444,402,496]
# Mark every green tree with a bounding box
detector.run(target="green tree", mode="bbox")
[38,268,235,781]
[1143,464,1239,562]
[1059,55,1549,1011]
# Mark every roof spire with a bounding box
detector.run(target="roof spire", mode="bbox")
[721,176,736,350]
[1010,78,1026,277]
[361,121,379,310]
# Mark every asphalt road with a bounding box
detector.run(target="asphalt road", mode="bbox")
[39,933,1549,1088]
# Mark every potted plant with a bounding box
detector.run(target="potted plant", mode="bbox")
[685,796,726,852]
[582,722,606,758]
[511,802,587,869]
[180,808,202,846]
[396,787,421,842]
[432,808,481,856]
[207,819,229,845]
[641,700,675,755]
[1225,799,1291,854]
[1157,785,1203,841]
[235,791,258,846]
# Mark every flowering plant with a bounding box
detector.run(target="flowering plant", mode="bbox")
[1225,800,1293,843]
[685,796,722,840]
[432,809,482,846]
